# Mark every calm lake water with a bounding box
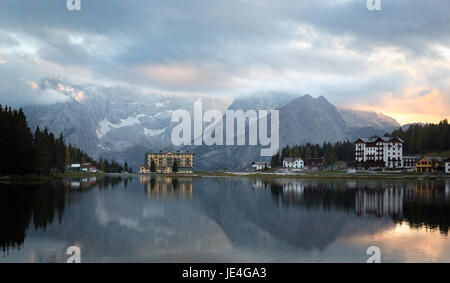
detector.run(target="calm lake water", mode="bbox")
[1,176,449,263]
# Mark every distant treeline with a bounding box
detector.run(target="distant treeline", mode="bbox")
[271,141,355,167]
[390,119,449,154]
[271,119,450,167]
[0,105,130,176]
[97,159,131,174]
[65,145,131,173]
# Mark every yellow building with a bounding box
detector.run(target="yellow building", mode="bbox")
[139,175,194,200]
[415,156,443,173]
[140,151,194,174]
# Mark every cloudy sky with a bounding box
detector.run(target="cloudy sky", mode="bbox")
[0,0,449,124]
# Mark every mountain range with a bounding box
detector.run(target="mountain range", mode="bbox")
[23,80,401,171]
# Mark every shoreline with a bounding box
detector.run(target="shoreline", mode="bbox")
[0,172,107,184]
[136,170,450,181]
[195,171,450,180]
[1,170,449,184]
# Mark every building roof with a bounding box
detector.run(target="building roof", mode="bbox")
[355,136,405,144]
[283,158,303,162]
[82,163,96,168]
[253,161,268,165]
[403,156,421,160]
[419,156,444,162]
[71,164,81,168]
[147,150,195,155]
[355,137,370,143]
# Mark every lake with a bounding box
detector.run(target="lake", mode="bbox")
[1,176,449,263]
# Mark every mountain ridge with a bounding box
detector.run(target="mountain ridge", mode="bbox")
[23,87,401,171]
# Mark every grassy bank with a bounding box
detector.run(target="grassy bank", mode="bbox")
[63,171,106,178]
[138,172,201,178]
[0,174,62,184]
[196,170,449,180]
[3,170,448,184]
[0,171,107,184]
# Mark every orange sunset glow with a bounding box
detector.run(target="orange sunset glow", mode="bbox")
[350,88,450,125]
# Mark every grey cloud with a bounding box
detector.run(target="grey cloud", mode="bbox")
[319,71,411,106]
[0,31,19,48]
[0,0,449,106]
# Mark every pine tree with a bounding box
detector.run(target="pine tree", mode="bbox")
[0,105,126,177]
[271,151,280,168]
[98,158,105,172]
[12,108,34,175]
[150,158,156,172]
[305,146,311,160]
[65,147,70,166]
[172,159,178,173]
[52,133,65,173]
[0,105,5,174]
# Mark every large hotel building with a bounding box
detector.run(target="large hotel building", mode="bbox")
[139,151,194,174]
[355,137,404,169]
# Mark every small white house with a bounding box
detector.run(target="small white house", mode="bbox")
[70,163,81,172]
[283,158,304,169]
[445,158,450,174]
[252,161,270,171]
[81,163,97,173]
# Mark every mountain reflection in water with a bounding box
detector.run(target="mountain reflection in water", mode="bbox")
[0,176,449,262]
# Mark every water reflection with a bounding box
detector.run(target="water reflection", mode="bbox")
[0,182,66,252]
[355,189,404,216]
[0,176,130,252]
[140,175,194,200]
[0,177,449,262]
[253,178,449,235]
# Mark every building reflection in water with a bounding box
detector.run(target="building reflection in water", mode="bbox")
[140,175,194,200]
[1,176,448,257]
[253,178,449,234]
[70,177,97,189]
[446,181,450,200]
[68,176,132,190]
[253,179,305,203]
[355,188,404,217]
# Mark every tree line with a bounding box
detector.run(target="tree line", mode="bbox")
[148,158,178,173]
[97,159,132,174]
[390,119,449,154]
[271,119,450,168]
[271,141,355,167]
[0,105,131,176]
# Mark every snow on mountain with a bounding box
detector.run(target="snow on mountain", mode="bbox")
[96,115,152,139]
[143,127,166,137]
[191,95,350,170]
[23,79,401,170]
[23,78,232,169]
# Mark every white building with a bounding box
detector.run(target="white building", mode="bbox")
[445,158,450,174]
[81,163,97,173]
[283,158,304,169]
[70,163,81,172]
[252,161,270,171]
[355,137,404,169]
[403,156,420,169]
